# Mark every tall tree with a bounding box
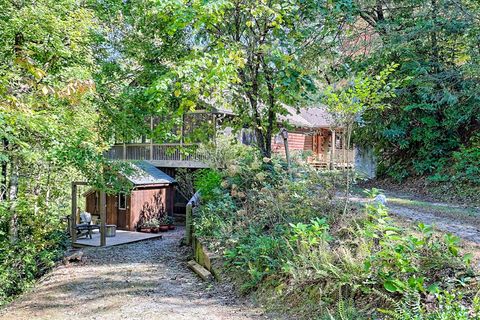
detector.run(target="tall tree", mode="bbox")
[0,0,114,301]
[98,0,353,157]
[337,0,480,182]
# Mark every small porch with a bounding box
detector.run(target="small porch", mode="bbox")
[73,229,163,247]
[308,128,355,169]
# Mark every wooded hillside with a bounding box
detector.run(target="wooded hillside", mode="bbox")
[0,0,479,310]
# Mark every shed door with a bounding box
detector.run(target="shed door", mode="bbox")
[117,193,127,229]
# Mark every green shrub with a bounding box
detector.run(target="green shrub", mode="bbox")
[193,144,479,319]
[0,201,67,305]
[193,191,237,239]
[380,290,480,320]
[451,144,480,185]
[224,227,289,291]
[194,169,223,202]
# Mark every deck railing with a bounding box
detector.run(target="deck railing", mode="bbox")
[307,148,355,168]
[105,143,208,163]
[328,148,355,165]
[105,143,354,169]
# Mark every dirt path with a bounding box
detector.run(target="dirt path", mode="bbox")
[0,227,266,320]
[349,191,480,244]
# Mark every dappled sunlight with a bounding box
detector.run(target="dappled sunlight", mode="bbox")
[0,226,262,320]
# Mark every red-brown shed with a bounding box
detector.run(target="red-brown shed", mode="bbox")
[85,161,176,231]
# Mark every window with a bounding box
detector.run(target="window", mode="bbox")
[118,193,127,210]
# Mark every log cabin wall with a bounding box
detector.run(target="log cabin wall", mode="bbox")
[271,128,332,162]
[271,129,314,154]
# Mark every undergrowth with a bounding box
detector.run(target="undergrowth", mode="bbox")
[193,142,480,319]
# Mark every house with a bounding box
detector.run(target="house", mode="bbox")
[102,107,355,218]
[273,105,354,169]
[105,106,354,170]
[84,161,176,231]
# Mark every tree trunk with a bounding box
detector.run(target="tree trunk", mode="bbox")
[0,138,7,201]
[263,62,276,159]
[8,160,19,244]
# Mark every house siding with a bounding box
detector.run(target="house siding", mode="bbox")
[272,130,314,154]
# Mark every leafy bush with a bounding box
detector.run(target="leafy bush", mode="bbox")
[451,144,480,185]
[0,201,67,305]
[193,145,479,319]
[381,290,480,320]
[194,169,223,202]
[193,191,237,240]
[225,228,288,291]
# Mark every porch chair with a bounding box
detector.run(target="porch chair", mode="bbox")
[76,211,100,239]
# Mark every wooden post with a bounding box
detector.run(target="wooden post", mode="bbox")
[213,114,217,148]
[71,183,77,243]
[122,143,126,160]
[150,117,154,161]
[284,137,291,173]
[99,191,106,247]
[330,130,336,169]
[279,128,291,178]
[185,202,193,245]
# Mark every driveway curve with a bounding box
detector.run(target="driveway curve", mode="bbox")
[0,227,265,320]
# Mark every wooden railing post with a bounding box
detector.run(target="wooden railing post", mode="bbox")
[186,202,193,245]
[71,183,77,243]
[99,191,106,247]
[186,192,200,246]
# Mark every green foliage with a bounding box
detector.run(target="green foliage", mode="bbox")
[323,63,400,129]
[288,218,332,246]
[225,229,288,291]
[362,204,469,296]
[194,145,479,319]
[194,169,223,202]
[450,135,480,185]
[193,192,237,240]
[345,0,480,187]
[380,290,480,320]
[0,201,67,304]
[0,0,127,305]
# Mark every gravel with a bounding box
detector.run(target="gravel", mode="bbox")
[0,227,267,320]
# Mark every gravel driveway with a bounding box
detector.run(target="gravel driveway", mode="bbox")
[0,227,265,320]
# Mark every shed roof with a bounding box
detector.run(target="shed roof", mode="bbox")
[125,161,176,186]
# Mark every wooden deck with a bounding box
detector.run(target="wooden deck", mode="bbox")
[105,143,355,169]
[73,230,163,247]
[104,143,209,168]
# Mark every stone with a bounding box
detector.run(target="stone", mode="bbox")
[64,251,83,263]
[374,194,387,206]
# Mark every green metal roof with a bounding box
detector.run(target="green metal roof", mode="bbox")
[126,161,176,186]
